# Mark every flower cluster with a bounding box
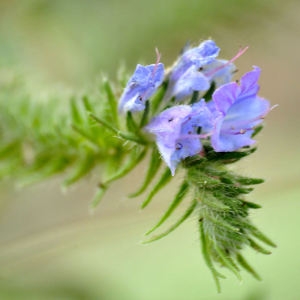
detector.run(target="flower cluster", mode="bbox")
[119,40,270,175]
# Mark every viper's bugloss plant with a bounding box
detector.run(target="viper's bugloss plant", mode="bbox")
[0,39,276,291]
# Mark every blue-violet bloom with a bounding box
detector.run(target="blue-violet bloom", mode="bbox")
[210,66,270,152]
[166,40,220,101]
[145,100,213,175]
[118,63,164,113]
[202,59,236,88]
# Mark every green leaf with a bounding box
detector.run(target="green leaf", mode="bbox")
[242,200,262,209]
[142,199,197,243]
[129,147,162,197]
[141,167,172,208]
[82,96,93,112]
[89,184,108,210]
[215,247,242,281]
[235,176,264,185]
[103,80,119,127]
[104,147,147,185]
[248,238,272,255]
[70,97,84,124]
[252,125,263,137]
[200,221,225,293]
[63,154,96,186]
[71,124,101,149]
[189,91,199,104]
[90,113,146,145]
[236,253,261,281]
[145,180,189,235]
[151,81,168,114]
[126,111,139,132]
[248,225,276,247]
[139,100,150,127]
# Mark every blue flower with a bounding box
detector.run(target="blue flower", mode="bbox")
[210,66,270,152]
[145,100,213,175]
[171,40,220,81]
[118,62,164,113]
[165,40,220,101]
[202,59,236,88]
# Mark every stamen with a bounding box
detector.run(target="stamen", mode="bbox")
[151,47,161,77]
[206,46,249,78]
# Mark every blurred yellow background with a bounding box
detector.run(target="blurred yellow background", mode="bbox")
[0,0,299,299]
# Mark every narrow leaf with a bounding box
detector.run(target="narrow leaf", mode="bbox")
[236,176,264,185]
[248,238,272,255]
[200,221,225,293]
[90,113,146,144]
[105,147,147,185]
[249,226,276,247]
[189,91,199,104]
[89,184,107,210]
[103,80,119,126]
[139,100,150,127]
[151,81,168,114]
[252,125,263,137]
[215,247,241,281]
[126,111,139,132]
[236,253,261,280]
[72,124,100,148]
[63,154,95,186]
[242,200,262,209]
[129,147,162,197]
[70,98,84,124]
[82,96,93,112]
[141,167,172,208]
[145,181,189,235]
[142,199,197,243]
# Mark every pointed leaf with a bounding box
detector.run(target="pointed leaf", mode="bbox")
[139,100,150,127]
[129,147,162,197]
[242,200,262,209]
[103,80,119,126]
[146,180,189,235]
[249,226,276,247]
[248,238,271,255]
[105,147,147,185]
[141,167,172,208]
[70,97,84,124]
[89,184,107,210]
[151,81,168,114]
[82,96,93,112]
[126,111,139,132]
[215,247,241,281]
[63,154,95,186]
[142,199,197,243]
[236,253,261,280]
[200,221,225,293]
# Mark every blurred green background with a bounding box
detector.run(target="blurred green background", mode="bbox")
[0,0,299,299]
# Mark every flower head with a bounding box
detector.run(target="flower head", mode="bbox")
[118,62,164,113]
[145,100,213,175]
[210,66,270,152]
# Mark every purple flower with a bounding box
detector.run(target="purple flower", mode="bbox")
[202,59,236,88]
[145,100,213,175]
[171,40,220,81]
[165,40,220,101]
[210,66,270,152]
[118,62,164,113]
